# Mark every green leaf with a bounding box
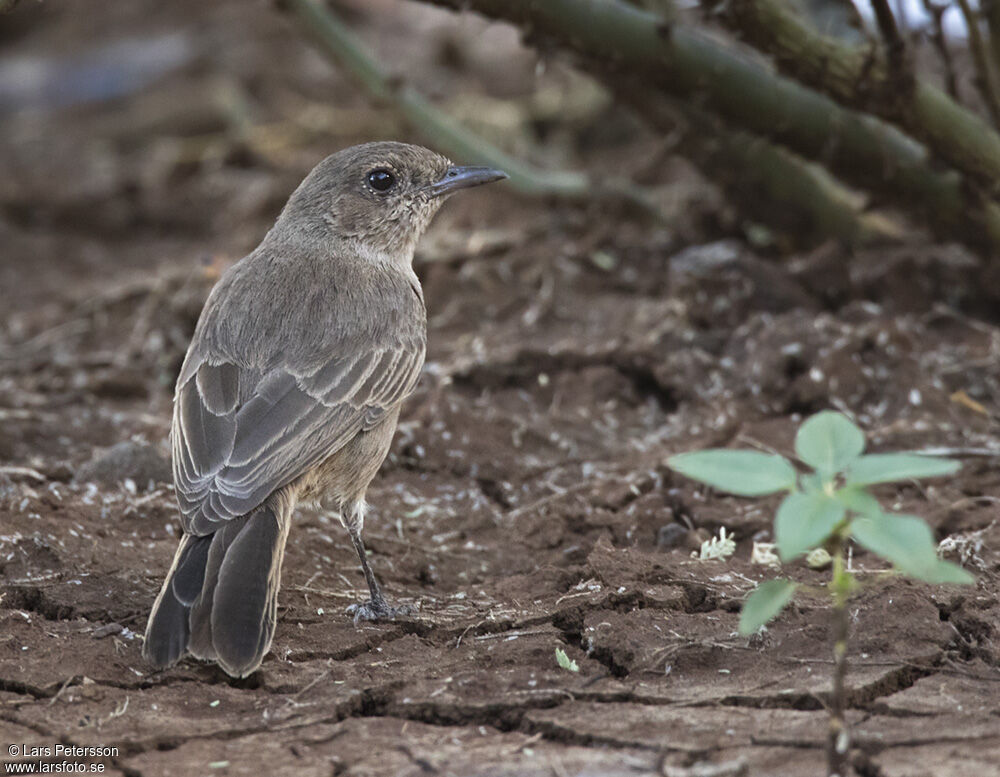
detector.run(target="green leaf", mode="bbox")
[555,647,579,672]
[795,411,866,475]
[774,491,846,561]
[739,579,798,634]
[851,513,935,577]
[923,560,975,585]
[668,450,797,496]
[834,486,882,517]
[851,513,973,584]
[845,453,960,486]
[798,471,825,494]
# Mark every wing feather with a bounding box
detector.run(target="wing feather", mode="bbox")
[195,362,241,415]
[173,335,424,535]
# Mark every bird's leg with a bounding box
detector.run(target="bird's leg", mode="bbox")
[348,528,388,611]
[343,502,413,623]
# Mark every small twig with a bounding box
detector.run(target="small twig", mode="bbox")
[912,447,1000,457]
[97,695,129,727]
[284,667,332,705]
[553,589,603,606]
[502,480,593,522]
[472,628,552,642]
[942,656,1000,680]
[131,489,169,507]
[5,572,62,586]
[0,466,46,482]
[509,732,544,755]
[870,0,910,89]
[453,619,488,649]
[956,0,1000,126]
[661,759,748,777]
[47,676,77,706]
[286,584,365,600]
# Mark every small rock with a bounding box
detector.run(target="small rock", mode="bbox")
[806,548,832,570]
[76,440,171,490]
[91,622,124,639]
[656,523,689,549]
[43,461,76,482]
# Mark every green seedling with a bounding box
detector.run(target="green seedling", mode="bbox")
[555,647,580,672]
[668,410,973,776]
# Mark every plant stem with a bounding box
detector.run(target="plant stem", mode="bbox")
[827,529,852,777]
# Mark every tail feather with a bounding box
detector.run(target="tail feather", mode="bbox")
[209,512,283,676]
[187,516,246,662]
[143,532,203,669]
[143,561,192,669]
[143,490,293,677]
[170,534,212,605]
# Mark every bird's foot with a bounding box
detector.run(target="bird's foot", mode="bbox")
[346,597,415,625]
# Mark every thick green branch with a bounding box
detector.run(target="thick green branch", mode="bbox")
[613,82,900,247]
[412,0,1000,253]
[709,0,1000,191]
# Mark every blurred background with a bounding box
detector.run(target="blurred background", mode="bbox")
[0,0,678,309]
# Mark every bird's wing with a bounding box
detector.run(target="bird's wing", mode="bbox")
[172,336,425,535]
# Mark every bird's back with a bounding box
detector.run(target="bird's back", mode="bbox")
[182,240,426,382]
[171,240,427,534]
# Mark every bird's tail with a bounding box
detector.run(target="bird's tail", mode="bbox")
[142,489,294,677]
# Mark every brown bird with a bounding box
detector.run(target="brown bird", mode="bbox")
[143,142,506,677]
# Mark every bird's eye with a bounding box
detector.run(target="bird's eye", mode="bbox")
[367,169,396,192]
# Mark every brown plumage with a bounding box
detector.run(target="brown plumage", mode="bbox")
[143,142,506,677]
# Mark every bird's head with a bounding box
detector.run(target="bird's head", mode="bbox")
[276,141,507,265]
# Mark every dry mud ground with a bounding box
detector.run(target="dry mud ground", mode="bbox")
[2,1,1000,775]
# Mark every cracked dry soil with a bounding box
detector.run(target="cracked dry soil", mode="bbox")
[4,235,1000,777]
[2,1,1000,775]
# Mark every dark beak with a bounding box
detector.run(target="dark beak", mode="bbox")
[425,165,508,198]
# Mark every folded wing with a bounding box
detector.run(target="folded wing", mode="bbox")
[172,338,424,535]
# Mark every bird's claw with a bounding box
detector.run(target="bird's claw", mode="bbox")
[346,599,415,625]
